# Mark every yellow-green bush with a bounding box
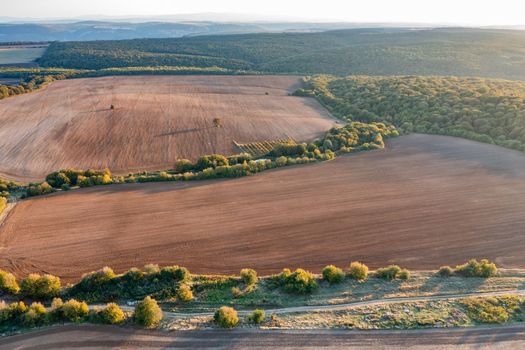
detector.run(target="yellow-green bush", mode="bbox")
[322,265,345,284]
[0,270,20,294]
[240,268,258,286]
[20,273,61,299]
[214,306,239,328]
[134,296,163,328]
[98,303,126,324]
[348,262,369,280]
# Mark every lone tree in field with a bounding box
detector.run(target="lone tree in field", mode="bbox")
[110,105,115,110]
[213,118,222,128]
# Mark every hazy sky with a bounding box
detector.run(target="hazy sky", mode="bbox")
[3,0,525,25]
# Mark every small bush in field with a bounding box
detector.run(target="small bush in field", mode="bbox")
[248,309,265,324]
[283,269,318,294]
[398,269,411,280]
[134,296,163,328]
[99,303,126,324]
[348,262,369,280]
[159,266,190,282]
[60,299,89,322]
[20,274,61,299]
[437,266,454,277]
[81,267,116,287]
[214,306,239,328]
[144,264,160,274]
[454,259,497,278]
[322,265,345,284]
[0,270,20,294]
[240,269,258,286]
[22,302,47,327]
[375,265,402,280]
[176,284,193,302]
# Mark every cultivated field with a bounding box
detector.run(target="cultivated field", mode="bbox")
[0,46,47,65]
[0,75,335,181]
[1,134,525,281]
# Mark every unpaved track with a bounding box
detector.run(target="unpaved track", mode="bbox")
[2,134,525,281]
[1,324,525,349]
[0,75,335,181]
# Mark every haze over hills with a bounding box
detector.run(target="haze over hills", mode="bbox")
[0,13,451,42]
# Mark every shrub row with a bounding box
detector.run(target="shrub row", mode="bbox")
[438,259,498,278]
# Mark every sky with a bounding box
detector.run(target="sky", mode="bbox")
[2,0,525,25]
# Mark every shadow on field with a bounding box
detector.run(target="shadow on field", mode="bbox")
[157,127,212,137]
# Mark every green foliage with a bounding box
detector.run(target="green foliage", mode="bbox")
[322,265,345,284]
[214,306,239,328]
[375,265,402,280]
[269,143,307,157]
[176,284,194,302]
[303,75,525,153]
[240,269,258,286]
[461,297,510,323]
[59,299,89,322]
[20,274,61,299]
[22,302,47,327]
[134,296,163,328]
[37,29,525,81]
[98,303,126,324]
[247,309,265,324]
[195,154,229,171]
[0,301,27,325]
[159,266,190,282]
[0,270,20,294]
[454,259,498,278]
[398,269,411,280]
[276,268,318,294]
[347,262,369,280]
[437,266,454,277]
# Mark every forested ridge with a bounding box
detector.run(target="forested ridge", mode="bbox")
[37,28,525,81]
[297,75,525,152]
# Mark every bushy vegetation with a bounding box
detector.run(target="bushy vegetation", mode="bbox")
[301,75,525,153]
[240,269,258,286]
[461,297,512,324]
[454,259,498,278]
[214,306,239,328]
[68,265,191,302]
[375,265,404,280]
[0,270,20,294]
[437,266,454,277]
[273,268,318,294]
[247,309,265,324]
[37,28,525,81]
[20,274,61,299]
[0,73,70,100]
[96,302,126,324]
[322,265,345,284]
[134,296,163,328]
[347,262,369,280]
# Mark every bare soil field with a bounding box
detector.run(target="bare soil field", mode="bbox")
[0,75,335,181]
[1,134,525,282]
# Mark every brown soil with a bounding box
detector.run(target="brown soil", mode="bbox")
[0,324,524,349]
[0,75,335,181]
[1,134,525,282]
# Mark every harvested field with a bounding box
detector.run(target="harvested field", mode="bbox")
[0,75,335,181]
[1,134,525,282]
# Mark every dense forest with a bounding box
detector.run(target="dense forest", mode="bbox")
[37,28,525,80]
[297,75,525,152]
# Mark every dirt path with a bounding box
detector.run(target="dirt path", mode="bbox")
[100,289,525,319]
[1,323,525,349]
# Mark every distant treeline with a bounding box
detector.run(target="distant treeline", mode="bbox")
[37,28,525,81]
[297,75,525,152]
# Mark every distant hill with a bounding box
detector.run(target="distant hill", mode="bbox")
[38,28,525,81]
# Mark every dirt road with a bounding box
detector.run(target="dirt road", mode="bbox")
[1,324,524,349]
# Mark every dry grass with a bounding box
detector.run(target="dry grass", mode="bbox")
[0,75,335,181]
[1,134,525,282]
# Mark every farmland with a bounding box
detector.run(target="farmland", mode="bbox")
[0,75,335,181]
[0,45,47,65]
[1,134,524,282]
